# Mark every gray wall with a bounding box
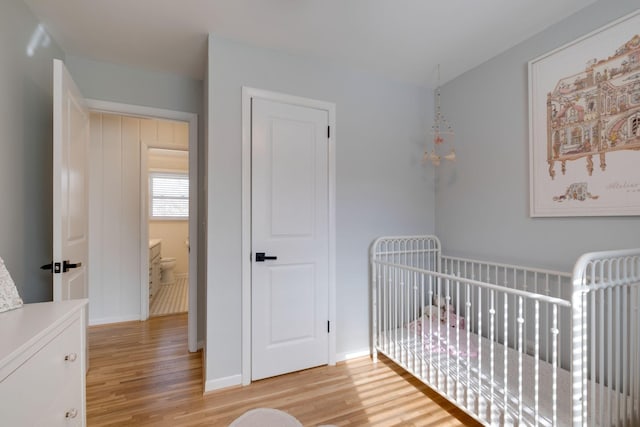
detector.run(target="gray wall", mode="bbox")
[65,56,207,342]
[0,0,65,302]
[207,35,435,385]
[66,56,203,115]
[436,0,640,272]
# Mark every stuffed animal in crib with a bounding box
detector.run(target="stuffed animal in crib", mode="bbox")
[424,295,465,329]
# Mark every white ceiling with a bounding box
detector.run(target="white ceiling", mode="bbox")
[23,0,597,87]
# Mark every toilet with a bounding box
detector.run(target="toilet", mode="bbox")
[160,257,176,286]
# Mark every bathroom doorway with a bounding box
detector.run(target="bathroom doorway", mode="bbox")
[147,146,190,317]
[86,99,198,353]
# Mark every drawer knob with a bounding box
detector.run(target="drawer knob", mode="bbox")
[65,409,78,419]
[64,353,78,362]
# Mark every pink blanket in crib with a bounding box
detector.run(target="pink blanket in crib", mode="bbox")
[407,316,478,358]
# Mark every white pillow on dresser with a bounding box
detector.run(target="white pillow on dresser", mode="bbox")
[0,256,23,313]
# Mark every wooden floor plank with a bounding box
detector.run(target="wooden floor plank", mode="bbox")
[86,314,481,426]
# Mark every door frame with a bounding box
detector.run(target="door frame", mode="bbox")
[241,87,336,385]
[86,99,199,353]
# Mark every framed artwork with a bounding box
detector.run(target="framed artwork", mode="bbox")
[529,10,640,217]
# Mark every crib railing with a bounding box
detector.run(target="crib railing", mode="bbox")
[372,258,572,425]
[571,249,640,427]
[370,236,640,426]
[442,256,572,369]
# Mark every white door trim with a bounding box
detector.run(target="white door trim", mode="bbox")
[241,87,336,385]
[85,99,199,353]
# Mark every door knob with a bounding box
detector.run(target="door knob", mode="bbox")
[40,262,61,274]
[255,252,277,262]
[63,260,82,273]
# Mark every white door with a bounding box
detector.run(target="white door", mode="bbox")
[51,59,90,301]
[251,98,330,380]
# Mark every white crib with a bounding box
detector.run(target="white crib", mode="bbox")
[370,235,640,426]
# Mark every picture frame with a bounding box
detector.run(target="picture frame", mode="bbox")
[528,10,640,217]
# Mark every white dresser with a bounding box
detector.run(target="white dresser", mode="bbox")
[0,299,88,426]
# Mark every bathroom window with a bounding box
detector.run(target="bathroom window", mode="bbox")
[149,172,189,219]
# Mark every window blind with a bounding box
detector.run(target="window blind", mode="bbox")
[150,172,189,218]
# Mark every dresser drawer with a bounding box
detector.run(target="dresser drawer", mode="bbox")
[0,317,83,426]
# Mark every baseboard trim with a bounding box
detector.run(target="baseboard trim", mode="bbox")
[89,314,141,326]
[197,339,205,350]
[336,348,371,363]
[204,374,242,393]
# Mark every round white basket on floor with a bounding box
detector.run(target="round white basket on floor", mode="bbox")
[228,408,302,427]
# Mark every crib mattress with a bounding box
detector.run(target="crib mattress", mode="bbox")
[378,327,634,426]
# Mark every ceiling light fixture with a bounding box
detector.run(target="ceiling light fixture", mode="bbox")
[424,64,455,166]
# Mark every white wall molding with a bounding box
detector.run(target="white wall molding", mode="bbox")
[336,348,371,363]
[87,100,196,123]
[89,314,141,326]
[204,374,242,393]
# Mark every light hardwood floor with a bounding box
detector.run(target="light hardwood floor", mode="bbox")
[86,314,480,426]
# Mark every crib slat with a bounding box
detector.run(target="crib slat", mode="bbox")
[631,284,640,425]
[490,290,495,423]
[503,290,509,420]
[404,269,409,368]
[622,283,628,427]
[615,275,621,426]
[380,259,384,352]
[394,267,399,360]
[590,285,596,427]
[608,285,613,426]
[456,277,461,402]
[465,282,471,409]
[444,279,451,396]
[477,286,483,419]
[534,300,540,427]
[437,274,442,390]
[600,286,605,427]
[524,272,538,364]
[518,296,524,422]
[546,276,551,369]
[419,274,424,378]
[552,304,558,427]
[582,287,588,425]
[372,262,377,362]
[412,270,417,373]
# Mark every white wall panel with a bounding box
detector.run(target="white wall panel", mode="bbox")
[121,117,141,316]
[89,113,141,324]
[88,113,104,320]
[89,113,190,324]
